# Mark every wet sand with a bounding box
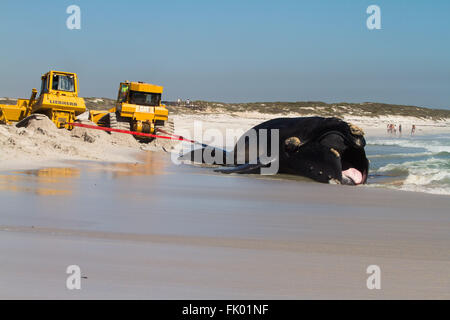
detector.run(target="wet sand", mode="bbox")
[0,152,449,299]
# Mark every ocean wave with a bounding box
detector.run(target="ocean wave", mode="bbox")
[367,152,435,159]
[374,157,450,195]
[377,157,450,171]
[368,138,450,154]
[368,183,450,195]
[399,185,450,195]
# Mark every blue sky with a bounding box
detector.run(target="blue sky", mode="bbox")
[0,0,449,109]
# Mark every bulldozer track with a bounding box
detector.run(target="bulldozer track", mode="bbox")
[156,118,174,135]
[109,112,131,131]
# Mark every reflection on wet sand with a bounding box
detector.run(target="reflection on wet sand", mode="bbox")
[0,151,170,197]
[24,167,80,180]
[87,151,169,178]
[0,167,80,196]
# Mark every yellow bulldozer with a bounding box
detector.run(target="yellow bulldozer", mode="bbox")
[0,72,173,139]
[89,81,174,136]
[0,70,86,129]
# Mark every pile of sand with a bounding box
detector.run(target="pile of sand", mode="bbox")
[0,115,178,171]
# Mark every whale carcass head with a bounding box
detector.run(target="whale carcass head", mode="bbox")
[281,118,369,185]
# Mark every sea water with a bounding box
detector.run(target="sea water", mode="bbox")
[366,133,450,195]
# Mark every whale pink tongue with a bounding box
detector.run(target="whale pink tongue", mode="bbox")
[342,168,363,185]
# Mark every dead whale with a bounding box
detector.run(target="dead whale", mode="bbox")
[180,117,369,185]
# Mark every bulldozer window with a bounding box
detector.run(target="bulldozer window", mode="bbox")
[118,84,129,102]
[129,91,161,106]
[52,75,75,92]
[40,76,49,94]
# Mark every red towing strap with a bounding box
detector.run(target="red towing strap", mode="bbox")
[68,122,204,146]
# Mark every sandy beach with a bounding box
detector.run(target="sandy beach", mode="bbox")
[1,112,450,299]
[0,151,449,299]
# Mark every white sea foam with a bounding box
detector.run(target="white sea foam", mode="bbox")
[376,157,450,195]
[367,152,432,159]
[368,137,450,154]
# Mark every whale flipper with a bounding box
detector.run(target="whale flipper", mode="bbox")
[214,163,266,174]
[214,157,277,174]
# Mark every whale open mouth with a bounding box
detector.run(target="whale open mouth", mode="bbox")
[342,168,364,185]
[340,147,368,185]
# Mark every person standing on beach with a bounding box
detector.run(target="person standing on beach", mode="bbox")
[399,124,402,135]
[411,124,416,135]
